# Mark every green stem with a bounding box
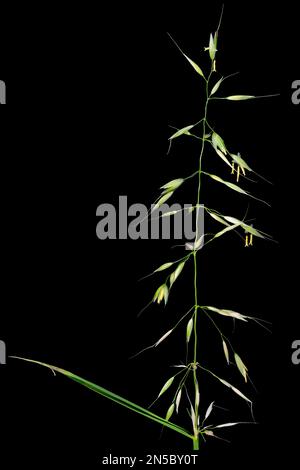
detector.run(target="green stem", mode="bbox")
[192,72,212,444]
[193,437,200,450]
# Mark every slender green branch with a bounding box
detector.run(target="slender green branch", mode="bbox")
[210,93,280,101]
[191,66,213,446]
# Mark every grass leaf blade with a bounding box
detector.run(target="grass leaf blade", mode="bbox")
[11,357,193,440]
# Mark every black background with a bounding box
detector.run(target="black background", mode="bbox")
[1,1,299,467]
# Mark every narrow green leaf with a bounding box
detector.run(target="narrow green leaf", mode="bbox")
[207,172,271,206]
[207,211,230,227]
[225,181,248,195]
[167,34,205,80]
[234,353,248,382]
[153,285,165,304]
[186,317,194,343]
[223,217,265,239]
[155,329,173,347]
[212,132,227,154]
[242,223,265,238]
[208,173,247,195]
[223,216,244,225]
[163,285,169,305]
[195,381,200,408]
[214,148,231,167]
[11,357,193,440]
[170,272,175,286]
[214,222,242,239]
[222,340,230,365]
[211,77,223,96]
[154,262,174,273]
[209,33,217,60]
[225,95,255,101]
[153,191,174,211]
[214,422,243,429]
[154,284,169,305]
[190,404,197,433]
[160,178,184,190]
[166,403,175,421]
[214,32,218,51]
[218,377,252,403]
[231,385,251,403]
[169,126,195,140]
[230,153,252,171]
[204,401,215,422]
[162,210,180,217]
[205,306,248,322]
[175,389,182,414]
[219,378,233,388]
[170,262,185,288]
[183,54,205,78]
[158,376,175,398]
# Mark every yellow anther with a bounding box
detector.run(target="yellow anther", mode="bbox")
[249,234,253,246]
[241,166,246,176]
[231,162,235,175]
[245,235,249,247]
[236,166,240,182]
[213,60,216,72]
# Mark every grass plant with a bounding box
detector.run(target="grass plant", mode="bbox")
[12,8,277,450]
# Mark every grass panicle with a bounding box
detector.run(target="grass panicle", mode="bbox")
[12,7,276,450]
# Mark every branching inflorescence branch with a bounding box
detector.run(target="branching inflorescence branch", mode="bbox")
[146,11,276,450]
